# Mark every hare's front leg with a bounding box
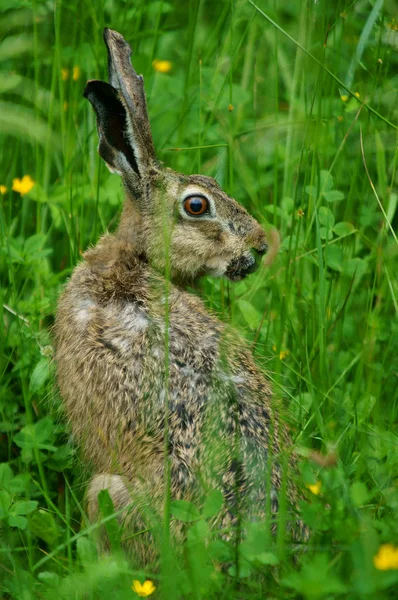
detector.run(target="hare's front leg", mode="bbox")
[87,474,163,566]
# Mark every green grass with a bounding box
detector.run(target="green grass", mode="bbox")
[1,0,398,598]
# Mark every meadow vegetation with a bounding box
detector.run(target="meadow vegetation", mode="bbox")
[0,0,397,598]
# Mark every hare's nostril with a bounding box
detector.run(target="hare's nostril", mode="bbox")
[246,254,258,274]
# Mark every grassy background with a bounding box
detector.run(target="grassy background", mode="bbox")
[1,0,398,597]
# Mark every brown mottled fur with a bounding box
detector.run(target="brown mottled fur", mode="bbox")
[54,29,301,566]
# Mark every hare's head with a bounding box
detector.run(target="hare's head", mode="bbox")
[85,29,273,282]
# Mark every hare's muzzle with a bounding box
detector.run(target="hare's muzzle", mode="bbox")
[225,249,264,281]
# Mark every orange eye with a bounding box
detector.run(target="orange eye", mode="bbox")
[183,195,209,216]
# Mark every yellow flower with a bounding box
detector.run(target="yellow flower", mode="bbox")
[340,95,348,102]
[228,103,234,112]
[279,349,289,360]
[373,544,398,571]
[307,481,322,495]
[132,580,156,597]
[0,184,7,194]
[72,65,81,81]
[12,175,35,196]
[387,19,398,31]
[296,208,305,218]
[61,68,69,81]
[354,91,360,98]
[152,59,172,74]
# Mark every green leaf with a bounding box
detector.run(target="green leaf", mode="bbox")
[170,500,201,522]
[202,489,223,519]
[0,421,18,433]
[281,197,294,212]
[0,463,13,491]
[13,419,57,463]
[37,571,60,587]
[12,500,38,515]
[332,222,355,236]
[254,552,279,565]
[282,555,346,598]
[324,246,343,272]
[208,539,233,562]
[24,234,52,262]
[34,418,55,443]
[318,206,335,228]
[341,258,368,278]
[239,521,272,562]
[1,242,24,264]
[97,490,121,550]
[77,537,97,567]
[0,72,23,94]
[0,490,11,517]
[305,184,317,198]
[320,170,334,192]
[227,562,251,577]
[324,190,344,203]
[299,393,313,412]
[319,227,333,241]
[356,394,377,424]
[29,357,51,394]
[264,205,283,217]
[8,514,27,529]
[9,473,31,495]
[350,482,369,507]
[0,35,32,62]
[29,509,59,545]
[237,299,262,329]
[187,519,209,542]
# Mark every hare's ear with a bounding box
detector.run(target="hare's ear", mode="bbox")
[84,80,141,178]
[104,28,155,173]
[84,29,155,180]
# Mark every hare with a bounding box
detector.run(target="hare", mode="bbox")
[55,28,301,566]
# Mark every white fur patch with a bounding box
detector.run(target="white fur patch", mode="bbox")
[205,256,231,277]
[119,304,149,333]
[219,372,246,385]
[74,298,96,325]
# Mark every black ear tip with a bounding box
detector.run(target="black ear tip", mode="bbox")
[83,80,117,102]
[83,79,100,99]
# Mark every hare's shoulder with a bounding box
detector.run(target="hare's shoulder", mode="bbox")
[56,234,221,345]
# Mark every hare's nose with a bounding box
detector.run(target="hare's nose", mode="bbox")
[245,254,258,275]
[254,241,268,256]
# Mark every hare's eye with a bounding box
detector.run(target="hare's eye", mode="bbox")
[183,195,209,216]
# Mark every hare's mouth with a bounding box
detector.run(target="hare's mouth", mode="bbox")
[225,254,258,281]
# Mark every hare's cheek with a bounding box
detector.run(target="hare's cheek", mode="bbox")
[218,230,248,253]
[204,256,230,277]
